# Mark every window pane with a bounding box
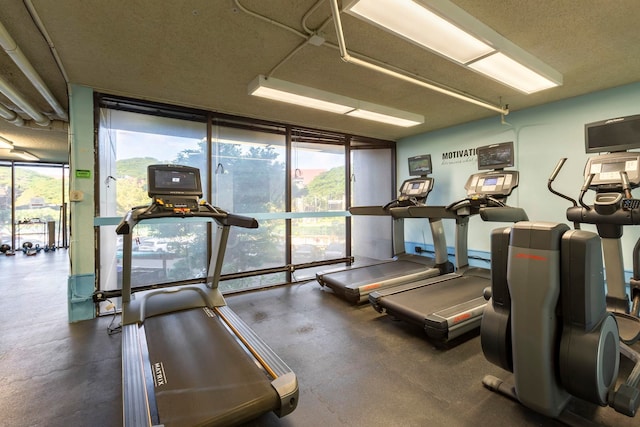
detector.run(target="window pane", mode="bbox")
[351,148,393,260]
[292,141,345,264]
[62,166,70,248]
[99,109,207,217]
[98,109,208,293]
[0,165,11,250]
[124,220,208,288]
[14,165,65,251]
[212,126,286,292]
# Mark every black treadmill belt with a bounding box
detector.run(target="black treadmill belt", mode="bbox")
[380,275,489,325]
[144,308,279,426]
[323,259,434,289]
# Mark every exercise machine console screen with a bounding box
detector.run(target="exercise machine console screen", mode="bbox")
[477,141,514,170]
[585,114,640,153]
[586,152,640,188]
[464,142,518,200]
[408,154,432,176]
[398,179,431,200]
[397,155,433,205]
[147,164,202,212]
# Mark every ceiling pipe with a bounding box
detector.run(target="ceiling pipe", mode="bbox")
[23,0,69,83]
[328,0,508,116]
[0,74,50,126]
[0,18,68,121]
[0,102,25,126]
[21,118,68,132]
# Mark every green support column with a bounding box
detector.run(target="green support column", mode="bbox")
[67,84,96,322]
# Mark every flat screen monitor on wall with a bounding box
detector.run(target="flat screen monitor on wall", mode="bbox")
[147,164,203,198]
[477,141,514,170]
[585,114,640,153]
[408,154,432,176]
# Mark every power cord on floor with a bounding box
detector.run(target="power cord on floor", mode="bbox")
[105,299,122,335]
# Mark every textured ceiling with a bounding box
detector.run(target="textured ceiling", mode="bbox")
[0,0,639,163]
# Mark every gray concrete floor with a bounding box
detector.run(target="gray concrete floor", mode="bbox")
[0,250,120,427]
[1,251,638,426]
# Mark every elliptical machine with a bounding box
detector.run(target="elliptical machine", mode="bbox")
[481,148,640,420]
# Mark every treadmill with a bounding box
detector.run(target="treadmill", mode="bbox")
[369,142,528,343]
[317,154,453,303]
[118,164,298,426]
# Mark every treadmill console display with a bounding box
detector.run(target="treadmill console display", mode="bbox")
[477,142,514,170]
[465,142,519,197]
[148,164,202,197]
[147,164,203,212]
[465,170,519,197]
[408,154,432,176]
[398,177,433,202]
[586,151,640,188]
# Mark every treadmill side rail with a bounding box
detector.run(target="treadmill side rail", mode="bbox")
[347,265,443,303]
[424,296,487,341]
[217,306,299,417]
[122,325,153,427]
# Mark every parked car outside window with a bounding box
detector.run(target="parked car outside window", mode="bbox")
[138,238,169,252]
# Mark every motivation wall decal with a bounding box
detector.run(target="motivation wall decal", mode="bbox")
[441,147,477,165]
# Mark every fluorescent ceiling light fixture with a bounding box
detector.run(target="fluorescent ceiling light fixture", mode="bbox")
[345,0,493,64]
[468,52,559,94]
[248,75,424,127]
[10,149,39,161]
[0,136,14,149]
[344,0,562,94]
[249,75,353,114]
[347,109,422,127]
[346,100,424,127]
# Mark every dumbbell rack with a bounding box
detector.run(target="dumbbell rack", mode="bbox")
[15,220,48,249]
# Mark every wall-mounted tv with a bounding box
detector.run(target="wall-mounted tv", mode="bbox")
[477,141,514,170]
[408,154,432,176]
[585,114,640,153]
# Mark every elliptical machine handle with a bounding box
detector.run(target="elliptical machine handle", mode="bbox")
[549,158,567,183]
[620,171,633,199]
[548,158,577,208]
[547,158,581,229]
[579,173,595,210]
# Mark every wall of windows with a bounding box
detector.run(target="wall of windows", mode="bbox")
[96,95,394,303]
[0,162,69,253]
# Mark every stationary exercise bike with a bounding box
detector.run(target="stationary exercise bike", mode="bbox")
[481,150,640,421]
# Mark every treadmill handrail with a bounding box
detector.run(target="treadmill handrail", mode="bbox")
[480,207,529,223]
[349,205,389,216]
[116,203,258,235]
[351,204,467,220]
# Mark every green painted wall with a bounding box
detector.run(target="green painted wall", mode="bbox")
[398,81,640,270]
